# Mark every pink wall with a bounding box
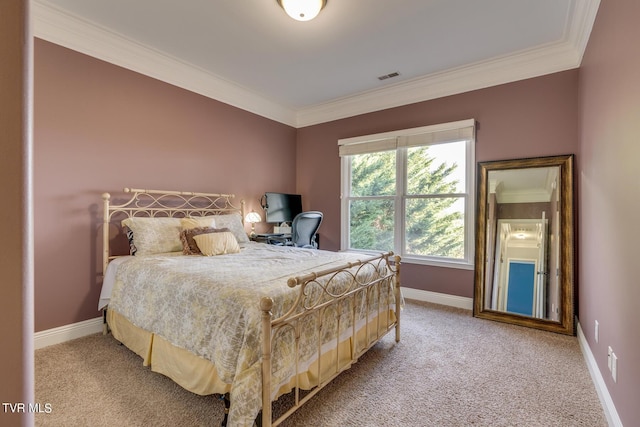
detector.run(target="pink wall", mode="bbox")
[578,0,640,424]
[296,71,579,297]
[33,39,580,326]
[0,2,33,425]
[33,39,297,331]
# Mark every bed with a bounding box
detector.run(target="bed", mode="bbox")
[99,188,402,427]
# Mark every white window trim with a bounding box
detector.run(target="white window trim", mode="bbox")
[339,119,476,270]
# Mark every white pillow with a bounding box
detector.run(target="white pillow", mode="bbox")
[193,231,241,256]
[213,214,249,243]
[121,217,183,255]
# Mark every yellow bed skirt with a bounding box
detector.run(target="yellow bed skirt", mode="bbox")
[107,308,395,400]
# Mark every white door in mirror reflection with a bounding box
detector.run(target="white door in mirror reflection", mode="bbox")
[490,218,549,319]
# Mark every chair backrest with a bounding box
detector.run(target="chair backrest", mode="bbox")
[291,211,323,248]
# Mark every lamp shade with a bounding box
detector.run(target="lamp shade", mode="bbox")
[245,211,261,224]
[278,0,327,21]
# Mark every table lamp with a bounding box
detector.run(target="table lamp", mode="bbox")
[245,211,261,237]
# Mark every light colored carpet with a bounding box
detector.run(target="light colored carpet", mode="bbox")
[35,300,607,426]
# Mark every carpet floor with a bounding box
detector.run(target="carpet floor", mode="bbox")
[35,300,607,426]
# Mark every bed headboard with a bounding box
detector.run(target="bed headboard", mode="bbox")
[102,187,245,273]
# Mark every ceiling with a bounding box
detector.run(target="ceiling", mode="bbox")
[490,167,558,204]
[32,0,600,127]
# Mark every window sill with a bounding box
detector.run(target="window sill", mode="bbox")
[339,249,474,270]
[401,255,474,270]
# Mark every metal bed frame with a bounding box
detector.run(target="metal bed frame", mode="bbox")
[102,188,401,427]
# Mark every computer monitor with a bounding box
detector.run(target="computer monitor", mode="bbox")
[262,192,302,224]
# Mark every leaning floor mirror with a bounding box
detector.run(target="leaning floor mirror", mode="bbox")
[473,155,575,335]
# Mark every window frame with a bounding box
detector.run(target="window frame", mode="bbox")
[339,119,476,270]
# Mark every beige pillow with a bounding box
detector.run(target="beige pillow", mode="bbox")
[213,214,249,243]
[180,227,230,255]
[193,231,241,256]
[121,217,182,255]
[180,216,216,230]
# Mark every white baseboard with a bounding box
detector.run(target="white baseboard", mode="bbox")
[577,321,623,427]
[402,287,473,310]
[34,317,103,350]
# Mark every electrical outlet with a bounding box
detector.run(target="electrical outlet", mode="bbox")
[595,320,599,343]
[607,346,613,371]
[611,352,618,383]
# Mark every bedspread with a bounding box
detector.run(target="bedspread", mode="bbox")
[108,242,393,426]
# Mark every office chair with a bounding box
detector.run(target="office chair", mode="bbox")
[269,211,323,249]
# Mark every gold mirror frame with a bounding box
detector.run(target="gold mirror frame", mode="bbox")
[473,155,575,335]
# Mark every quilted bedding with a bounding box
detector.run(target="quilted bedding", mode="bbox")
[108,242,394,426]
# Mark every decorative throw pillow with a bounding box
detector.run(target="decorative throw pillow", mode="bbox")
[180,216,216,230]
[180,227,230,255]
[121,217,183,255]
[213,214,250,243]
[193,231,241,256]
[125,227,138,256]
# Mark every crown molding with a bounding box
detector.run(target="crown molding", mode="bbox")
[567,0,601,64]
[296,0,600,127]
[32,1,298,127]
[497,188,552,204]
[32,0,600,129]
[296,41,581,127]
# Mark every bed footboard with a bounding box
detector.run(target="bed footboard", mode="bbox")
[260,252,401,427]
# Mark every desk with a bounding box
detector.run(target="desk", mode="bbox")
[252,233,291,245]
[251,233,320,248]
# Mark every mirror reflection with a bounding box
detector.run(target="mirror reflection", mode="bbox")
[474,155,575,335]
[484,167,560,320]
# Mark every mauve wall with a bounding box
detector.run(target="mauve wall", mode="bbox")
[34,39,296,331]
[34,38,580,328]
[0,2,32,425]
[578,0,640,424]
[296,71,579,297]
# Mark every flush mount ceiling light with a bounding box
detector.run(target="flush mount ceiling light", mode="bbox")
[277,0,327,21]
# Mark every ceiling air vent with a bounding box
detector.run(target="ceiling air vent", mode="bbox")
[377,71,400,81]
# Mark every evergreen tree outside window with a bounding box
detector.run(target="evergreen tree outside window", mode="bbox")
[339,120,476,269]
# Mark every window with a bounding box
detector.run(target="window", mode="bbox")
[339,119,476,269]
